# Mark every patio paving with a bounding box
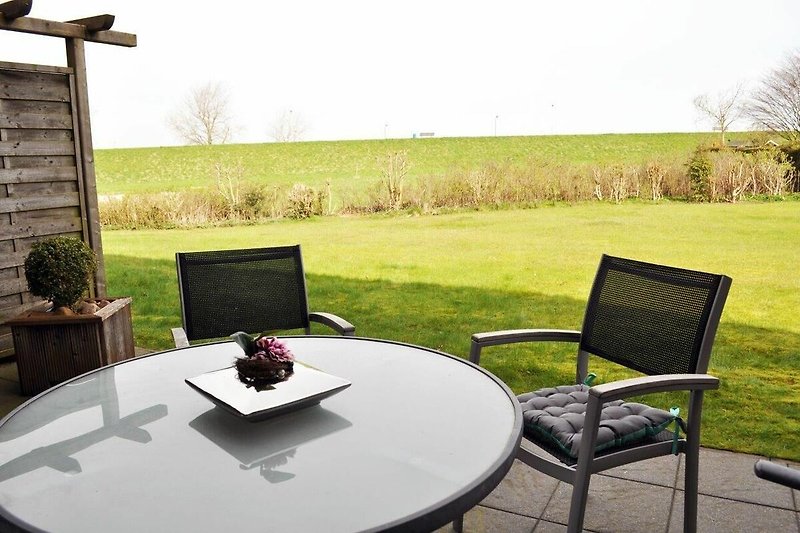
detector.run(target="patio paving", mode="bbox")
[0,359,796,532]
[439,441,800,533]
[439,443,800,532]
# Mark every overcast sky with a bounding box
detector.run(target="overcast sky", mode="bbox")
[2,0,799,148]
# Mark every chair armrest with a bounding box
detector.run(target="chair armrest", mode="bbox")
[171,327,190,348]
[589,374,720,402]
[472,329,581,347]
[754,460,800,490]
[573,374,721,469]
[469,329,580,364]
[309,312,356,336]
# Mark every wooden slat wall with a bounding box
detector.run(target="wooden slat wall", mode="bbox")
[0,62,87,357]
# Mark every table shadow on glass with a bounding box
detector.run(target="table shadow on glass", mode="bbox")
[0,369,168,482]
[189,405,351,483]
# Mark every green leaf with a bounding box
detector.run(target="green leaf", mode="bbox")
[229,331,255,356]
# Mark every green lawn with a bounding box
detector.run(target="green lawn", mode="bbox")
[94,132,735,195]
[103,201,800,460]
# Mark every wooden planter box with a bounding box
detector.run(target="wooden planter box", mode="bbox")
[5,297,135,396]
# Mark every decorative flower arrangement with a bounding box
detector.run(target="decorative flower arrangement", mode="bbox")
[230,332,295,390]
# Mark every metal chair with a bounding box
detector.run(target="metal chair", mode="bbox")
[456,254,731,533]
[172,245,355,347]
[754,460,800,490]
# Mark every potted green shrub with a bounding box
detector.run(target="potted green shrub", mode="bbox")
[5,236,135,395]
[23,236,97,314]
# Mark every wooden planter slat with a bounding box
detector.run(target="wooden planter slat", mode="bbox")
[5,297,135,395]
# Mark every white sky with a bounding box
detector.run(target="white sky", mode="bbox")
[1,0,799,148]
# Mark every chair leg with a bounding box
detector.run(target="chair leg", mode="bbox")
[452,514,463,532]
[567,474,592,533]
[683,390,704,533]
[568,398,601,533]
[683,450,699,533]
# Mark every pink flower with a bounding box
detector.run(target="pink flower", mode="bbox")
[254,336,294,363]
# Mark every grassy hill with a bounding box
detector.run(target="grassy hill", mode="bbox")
[95,132,738,195]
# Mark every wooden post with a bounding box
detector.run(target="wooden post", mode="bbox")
[65,37,106,297]
[0,0,32,20]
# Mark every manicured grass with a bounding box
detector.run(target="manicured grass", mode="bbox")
[103,201,800,460]
[94,132,734,195]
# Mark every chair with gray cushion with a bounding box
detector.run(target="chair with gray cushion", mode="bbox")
[172,245,355,347]
[455,254,731,533]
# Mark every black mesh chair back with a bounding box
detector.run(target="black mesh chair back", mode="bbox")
[176,246,309,342]
[580,254,727,376]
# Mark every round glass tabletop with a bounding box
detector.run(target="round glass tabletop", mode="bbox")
[0,336,521,532]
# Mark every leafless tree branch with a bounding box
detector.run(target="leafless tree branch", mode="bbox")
[745,51,800,142]
[169,82,234,145]
[694,84,744,145]
[269,109,308,142]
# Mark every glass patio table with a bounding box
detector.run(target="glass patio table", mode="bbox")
[0,336,522,532]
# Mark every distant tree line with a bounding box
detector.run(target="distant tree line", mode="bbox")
[168,82,308,146]
[172,51,800,151]
[695,50,800,145]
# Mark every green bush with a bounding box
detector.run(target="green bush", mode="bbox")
[781,143,800,192]
[24,236,97,310]
[286,183,327,219]
[97,147,794,228]
[687,149,714,201]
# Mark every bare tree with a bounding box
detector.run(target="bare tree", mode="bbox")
[169,82,233,145]
[745,51,800,142]
[694,85,743,145]
[269,109,308,142]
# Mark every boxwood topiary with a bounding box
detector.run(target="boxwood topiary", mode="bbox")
[24,236,97,311]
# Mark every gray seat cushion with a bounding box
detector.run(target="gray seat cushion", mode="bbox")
[518,384,675,458]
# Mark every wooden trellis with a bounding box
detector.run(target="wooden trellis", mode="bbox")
[0,0,136,357]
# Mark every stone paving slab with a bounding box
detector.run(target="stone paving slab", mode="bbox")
[0,379,25,418]
[668,493,800,533]
[679,448,795,509]
[541,475,674,533]
[480,459,559,518]
[438,446,799,532]
[791,459,800,511]
[437,506,538,533]
[0,362,19,383]
[602,452,681,488]
[0,362,25,418]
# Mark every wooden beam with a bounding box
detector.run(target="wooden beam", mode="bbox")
[0,14,136,47]
[66,14,115,32]
[66,38,106,297]
[0,0,31,20]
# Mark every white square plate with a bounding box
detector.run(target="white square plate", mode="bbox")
[185,362,351,422]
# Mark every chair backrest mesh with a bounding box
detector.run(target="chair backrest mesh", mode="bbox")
[176,245,309,342]
[580,255,730,376]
